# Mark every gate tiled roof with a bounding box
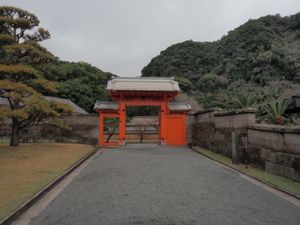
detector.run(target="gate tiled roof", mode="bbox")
[107,77,180,92]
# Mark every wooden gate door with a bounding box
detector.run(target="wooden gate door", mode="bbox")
[166,114,186,145]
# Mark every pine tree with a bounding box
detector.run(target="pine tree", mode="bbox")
[0,6,72,146]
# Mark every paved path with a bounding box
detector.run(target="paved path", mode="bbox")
[29,146,300,225]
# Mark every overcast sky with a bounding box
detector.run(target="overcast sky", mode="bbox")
[2,0,300,77]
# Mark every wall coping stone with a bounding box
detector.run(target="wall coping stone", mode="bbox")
[214,108,257,117]
[249,124,300,133]
[63,114,98,117]
[189,109,220,115]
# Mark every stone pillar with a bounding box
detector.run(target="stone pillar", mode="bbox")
[231,131,239,164]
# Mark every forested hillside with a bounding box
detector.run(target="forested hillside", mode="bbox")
[142,13,300,109]
[40,61,115,112]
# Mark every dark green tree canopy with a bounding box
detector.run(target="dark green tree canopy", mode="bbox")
[40,61,114,112]
[142,13,300,109]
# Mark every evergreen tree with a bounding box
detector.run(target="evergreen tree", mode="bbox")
[0,6,71,146]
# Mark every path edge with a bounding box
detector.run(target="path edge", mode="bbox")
[190,146,300,200]
[0,146,100,225]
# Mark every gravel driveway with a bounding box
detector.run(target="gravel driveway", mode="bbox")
[29,146,300,225]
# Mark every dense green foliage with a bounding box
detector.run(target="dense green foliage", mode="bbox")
[0,6,72,145]
[142,13,300,110]
[262,100,289,125]
[40,61,114,112]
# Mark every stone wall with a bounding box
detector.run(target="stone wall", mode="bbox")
[248,125,300,181]
[189,109,300,181]
[191,109,256,159]
[0,115,99,145]
[186,114,195,145]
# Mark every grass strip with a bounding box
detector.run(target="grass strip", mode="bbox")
[192,146,300,197]
[0,143,94,221]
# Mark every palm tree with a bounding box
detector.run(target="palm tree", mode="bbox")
[269,86,283,99]
[261,100,289,125]
[231,93,259,109]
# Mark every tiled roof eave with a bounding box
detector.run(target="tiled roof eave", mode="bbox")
[106,77,181,92]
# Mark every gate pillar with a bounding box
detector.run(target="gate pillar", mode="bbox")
[119,99,126,145]
[99,112,104,145]
[160,97,168,145]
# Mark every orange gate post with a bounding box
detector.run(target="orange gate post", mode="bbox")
[99,112,104,145]
[119,98,126,145]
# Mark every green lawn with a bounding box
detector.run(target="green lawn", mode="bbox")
[193,146,300,197]
[0,143,94,222]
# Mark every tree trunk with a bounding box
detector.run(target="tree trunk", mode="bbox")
[10,118,20,146]
[106,133,113,143]
[139,133,144,143]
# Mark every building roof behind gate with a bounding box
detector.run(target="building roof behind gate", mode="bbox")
[94,101,119,111]
[168,102,192,111]
[107,77,180,92]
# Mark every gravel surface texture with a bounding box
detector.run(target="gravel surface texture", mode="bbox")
[29,146,300,225]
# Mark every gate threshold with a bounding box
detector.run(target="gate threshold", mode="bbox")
[125,142,160,147]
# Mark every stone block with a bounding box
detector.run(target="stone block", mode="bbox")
[260,148,273,161]
[195,111,215,123]
[284,133,300,155]
[265,161,300,181]
[214,111,255,129]
[248,145,265,168]
[248,129,284,151]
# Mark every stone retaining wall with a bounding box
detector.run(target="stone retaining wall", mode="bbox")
[191,109,256,159]
[189,109,300,181]
[0,115,99,144]
[248,124,300,181]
